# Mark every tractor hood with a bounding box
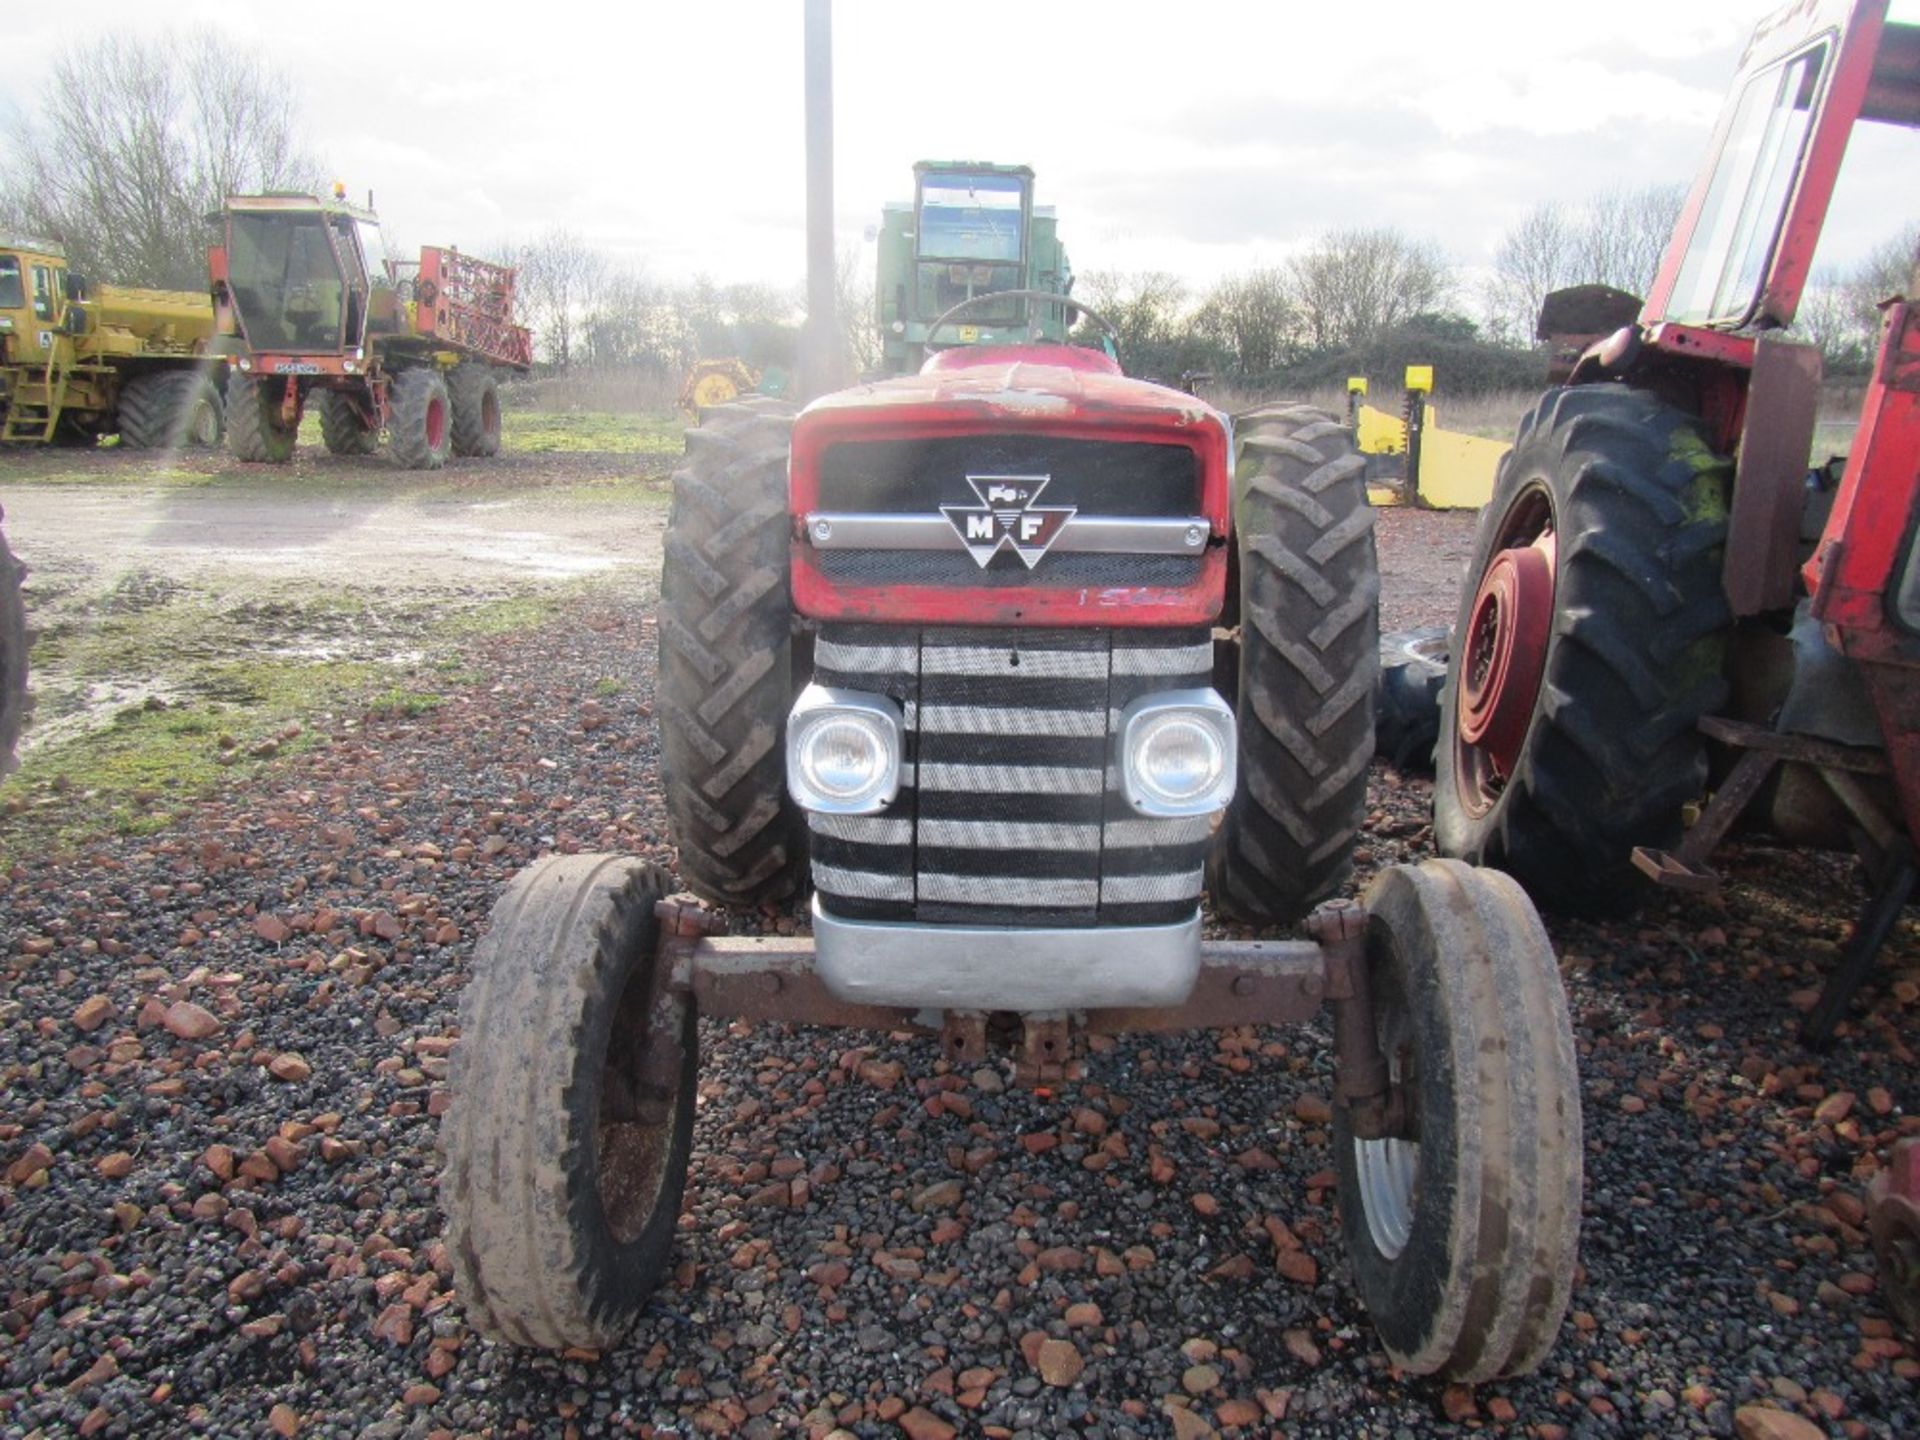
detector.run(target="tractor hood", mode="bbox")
[790,345,1232,628]
[807,343,1218,433]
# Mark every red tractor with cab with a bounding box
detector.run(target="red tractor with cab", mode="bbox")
[1432,0,1919,1326]
[439,1,1583,1383]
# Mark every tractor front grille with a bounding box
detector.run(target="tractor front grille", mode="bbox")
[808,623,1214,929]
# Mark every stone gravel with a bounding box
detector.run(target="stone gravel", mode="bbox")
[1,508,1916,1439]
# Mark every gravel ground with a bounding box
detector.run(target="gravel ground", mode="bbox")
[2,507,1916,1440]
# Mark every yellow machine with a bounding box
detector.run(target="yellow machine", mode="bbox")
[678,358,760,415]
[1349,366,1509,510]
[0,237,224,448]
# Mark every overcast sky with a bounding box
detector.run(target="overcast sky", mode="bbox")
[2,0,1914,298]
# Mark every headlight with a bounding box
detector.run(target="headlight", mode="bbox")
[786,685,903,814]
[1117,689,1236,817]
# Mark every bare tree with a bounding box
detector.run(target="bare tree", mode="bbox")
[1191,268,1295,377]
[1846,221,1920,334]
[836,245,881,377]
[1074,270,1191,373]
[1484,185,1683,343]
[1575,183,1685,296]
[515,229,609,371]
[1287,229,1451,351]
[0,31,315,290]
[1484,203,1575,345]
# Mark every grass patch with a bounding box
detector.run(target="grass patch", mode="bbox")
[0,657,374,855]
[365,687,444,719]
[505,410,684,456]
[592,676,626,697]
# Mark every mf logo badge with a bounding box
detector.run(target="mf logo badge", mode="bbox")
[941,475,1075,569]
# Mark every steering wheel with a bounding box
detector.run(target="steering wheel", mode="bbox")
[924,288,1121,353]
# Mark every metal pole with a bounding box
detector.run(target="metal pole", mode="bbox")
[801,0,845,402]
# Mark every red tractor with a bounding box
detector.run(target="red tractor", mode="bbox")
[1432,0,1917,1318]
[209,190,532,469]
[438,1,1583,1383]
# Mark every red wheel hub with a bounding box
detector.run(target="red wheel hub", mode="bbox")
[427,395,447,450]
[1457,536,1554,776]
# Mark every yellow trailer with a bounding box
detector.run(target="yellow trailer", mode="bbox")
[1349,367,1510,510]
[0,237,224,448]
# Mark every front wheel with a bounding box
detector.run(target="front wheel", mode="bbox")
[441,855,696,1349]
[1334,859,1582,1381]
[225,373,298,463]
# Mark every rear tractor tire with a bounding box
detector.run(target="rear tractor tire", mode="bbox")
[449,364,502,457]
[0,516,30,775]
[1208,404,1378,926]
[1433,384,1732,914]
[441,854,696,1349]
[118,369,224,451]
[225,373,299,463]
[1334,858,1582,1381]
[389,368,452,471]
[657,398,807,909]
[317,390,379,457]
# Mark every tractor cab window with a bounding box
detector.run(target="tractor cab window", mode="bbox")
[1668,42,1828,328]
[30,265,57,322]
[228,211,347,352]
[917,172,1027,263]
[0,256,23,310]
[916,171,1029,329]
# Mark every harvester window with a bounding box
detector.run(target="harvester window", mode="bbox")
[1668,42,1828,327]
[0,257,22,310]
[918,172,1026,263]
[30,265,56,322]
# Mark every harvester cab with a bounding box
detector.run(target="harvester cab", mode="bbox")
[875,161,1076,374]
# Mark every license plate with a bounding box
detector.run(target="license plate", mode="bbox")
[271,361,322,374]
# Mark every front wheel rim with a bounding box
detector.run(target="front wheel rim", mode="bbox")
[1355,1135,1419,1259]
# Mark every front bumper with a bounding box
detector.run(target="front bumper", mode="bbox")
[811,896,1201,1011]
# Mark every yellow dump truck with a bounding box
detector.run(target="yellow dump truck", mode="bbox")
[0,237,225,448]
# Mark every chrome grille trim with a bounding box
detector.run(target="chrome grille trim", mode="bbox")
[1101,869,1207,904]
[918,872,1100,907]
[809,814,913,844]
[1111,642,1215,676]
[917,762,1105,795]
[921,646,1108,680]
[805,512,1209,555]
[920,704,1107,738]
[810,863,915,902]
[1103,816,1214,848]
[918,819,1101,850]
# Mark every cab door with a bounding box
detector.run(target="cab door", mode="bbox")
[23,261,64,364]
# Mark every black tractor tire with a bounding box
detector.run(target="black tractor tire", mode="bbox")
[1208,403,1378,926]
[389,368,452,471]
[657,398,807,908]
[441,854,696,1349]
[1375,626,1449,770]
[117,369,223,451]
[317,390,379,456]
[0,517,30,776]
[449,365,502,458]
[1433,384,1732,914]
[225,373,298,463]
[1333,858,1582,1381]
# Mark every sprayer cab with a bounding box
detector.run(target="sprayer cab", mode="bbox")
[213,193,387,359]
